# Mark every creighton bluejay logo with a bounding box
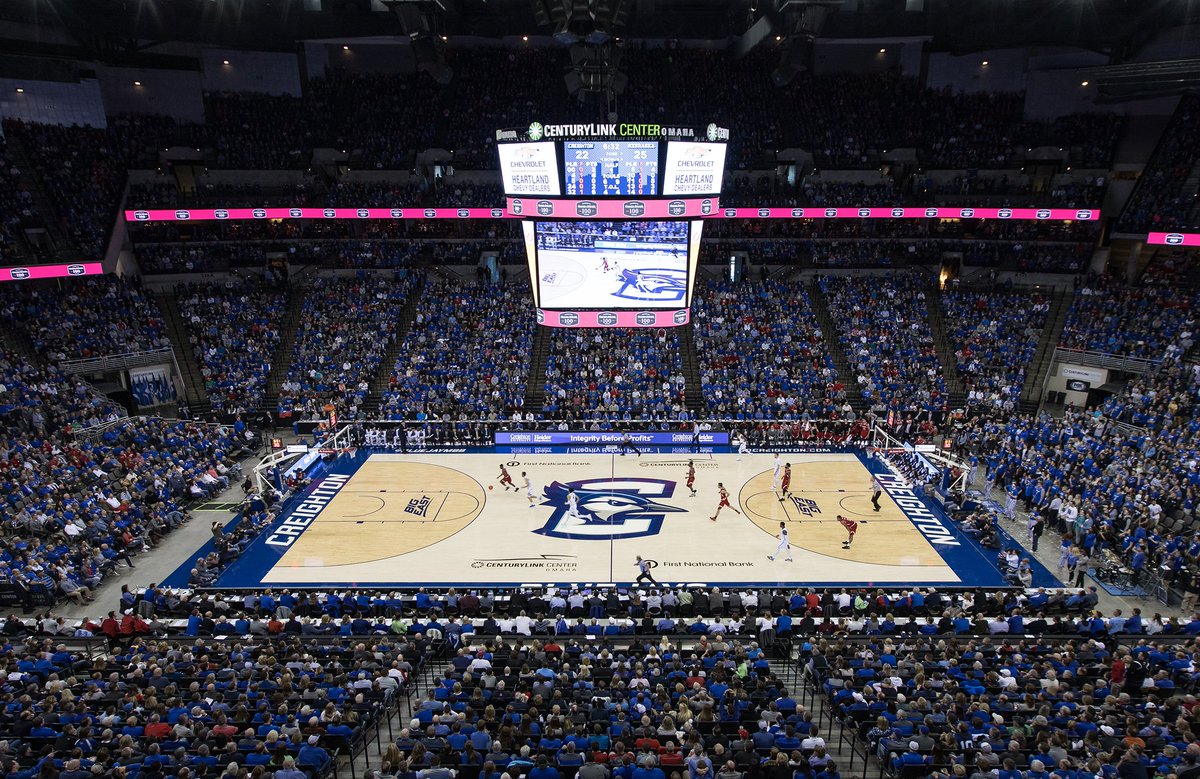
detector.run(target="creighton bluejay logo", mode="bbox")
[613,267,688,303]
[534,479,685,540]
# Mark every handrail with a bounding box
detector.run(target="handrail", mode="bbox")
[1052,347,1162,374]
[58,347,176,375]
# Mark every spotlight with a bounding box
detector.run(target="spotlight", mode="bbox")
[15,87,23,93]
[522,35,529,41]
[223,59,230,65]
[879,48,886,53]
[981,60,989,66]
[134,81,142,86]
[343,45,350,51]
[1080,80,1089,86]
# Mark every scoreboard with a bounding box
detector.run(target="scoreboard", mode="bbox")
[563,141,659,196]
[496,122,729,327]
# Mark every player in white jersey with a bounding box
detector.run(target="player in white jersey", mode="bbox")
[767,521,792,562]
[736,435,749,461]
[566,488,581,519]
[522,472,536,508]
[771,454,783,491]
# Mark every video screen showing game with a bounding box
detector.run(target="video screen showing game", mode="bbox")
[535,221,690,309]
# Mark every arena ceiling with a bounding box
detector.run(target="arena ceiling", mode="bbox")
[3,0,1195,56]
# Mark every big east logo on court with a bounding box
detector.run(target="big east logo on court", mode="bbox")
[534,479,684,540]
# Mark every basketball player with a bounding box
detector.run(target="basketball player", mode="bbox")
[768,521,792,562]
[777,463,793,502]
[498,464,516,492]
[566,488,581,519]
[710,482,741,522]
[686,461,697,497]
[522,471,536,508]
[838,514,858,548]
[771,454,783,491]
[870,476,882,512]
[736,434,749,461]
[620,431,642,457]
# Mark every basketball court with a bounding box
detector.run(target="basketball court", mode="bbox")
[197,450,1059,589]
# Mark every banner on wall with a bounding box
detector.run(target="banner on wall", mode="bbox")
[129,365,177,409]
[1059,365,1105,383]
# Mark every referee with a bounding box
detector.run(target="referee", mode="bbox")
[620,431,642,457]
[635,556,658,585]
[870,477,882,512]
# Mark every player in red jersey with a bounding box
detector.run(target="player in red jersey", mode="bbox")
[710,482,740,522]
[498,464,515,491]
[686,460,697,497]
[838,514,858,548]
[776,463,793,502]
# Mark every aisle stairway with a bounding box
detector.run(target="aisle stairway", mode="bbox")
[925,285,967,408]
[158,293,209,413]
[805,280,867,410]
[521,325,552,413]
[362,273,429,416]
[1020,287,1075,413]
[677,324,705,415]
[260,286,308,415]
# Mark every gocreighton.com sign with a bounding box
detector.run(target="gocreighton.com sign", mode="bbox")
[495,431,730,445]
[526,122,708,140]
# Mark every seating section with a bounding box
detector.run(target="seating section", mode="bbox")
[1058,277,1197,359]
[0,275,170,360]
[941,288,1050,409]
[818,273,946,415]
[0,353,252,606]
[0,136,39,262]
[277,276,418,420]
[820,630,1199,779]
[543,329,687,422]
[0,625,427,779]
[693,279,843,419]
[179,282,288,414]
[4,116,185,258]
[1117,93,1200,232]
[380,278,532,421]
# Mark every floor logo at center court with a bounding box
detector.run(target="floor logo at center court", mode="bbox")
[534,478,684,540]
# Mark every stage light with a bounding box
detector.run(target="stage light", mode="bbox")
[879,48,886,53]
[15,87,23,93]
[1081,80,1089,86]
[522,35,529,41]
[981,60,989,66]
[343,45,350,51]
[223,59,230,65]
[134,81,142,86]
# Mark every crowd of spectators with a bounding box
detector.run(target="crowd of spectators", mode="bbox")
[818,273,947,416]
[380,277,532,423]
[0,275,170,360]
[1058,275,1197,359]
[277,275,418,420]
[0,135,39,263]
[179,280,288,415]
[956,364,1200,597]
[693,280,844,420]
[0,624,427,779]
[941,287,1050,411]
[542,330,688,422]
[0,348,254,608]
[1117,93,1200,233]
[3,116,190,258]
